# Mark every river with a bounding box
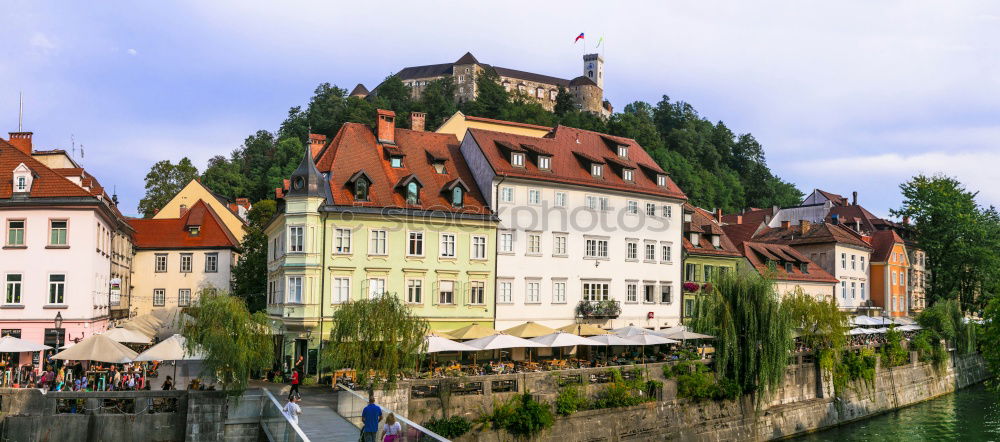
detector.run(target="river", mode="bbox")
[795,383,1000,441]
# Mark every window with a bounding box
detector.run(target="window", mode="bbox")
[900,272,906,287]
[538,156,551,170]
[368,278,385,299]
[891,271,897,285]
[439,233,456,257]
[644,284,656,303]
[784,262,793,273]
[204,253,218,272]
[860,282,866,299]
[550,90,557,100]
[180,254,193,273]
[660,284,673,304]
[585,239,608,258]
[288,277,303,303]
[627,283,638,303]
[860,256,865,270]
[286,226,305,253]
[553,234,567,255]
[851,282,856,298]
[370,230,387,255]
[451,187,463,206]
[623,169,633,182]
[438,281,454,304]
[511,153,525,167]
[405,279,422,304]
[552,281,566,303]
[800,263,809,273]
[406,182,420,204]
[333,278,351,304]
[389,157,402,168]
[49,220,67,245]
[851,255,856,270]
[155,254,168,273]
[528,189,541,204]
[153,289,165,306]
[498,281,512,303]
[686,264,697,282]
[471,236,487,260]
[15,176,26,192]
[499,231,514,253]
[457,75,465,83]
[46,274,67,304]
[584,195,609,210]
[618,146,628,157]
[335,228,352,254]
[355,177,370,200]
[178,289,192,307]
[644,203,655,217]
[527,233,541,254]
[470,281,485,304]
[661,245,672,262]
[841,253,846,269]
[591,164,603,177]
[627,201,638,214]
[500,187,514,203]
[408,232,424,256]
[5,274,21,304]
[6,220,24,246]
[642,243,654,261]
[662,205,672,218]
[841,281,846,298]
[554,192,566,207]
[582,282,609,301]
[626,241,638,260]
[657,175,667,187]
[526,281,540,303]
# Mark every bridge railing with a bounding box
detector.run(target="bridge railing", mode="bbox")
[260,387,310,442]
[338,383,448,442]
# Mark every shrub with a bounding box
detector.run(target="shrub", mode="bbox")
[555,385,588,416]
[880,328,910,368]
[421,416,471,439]
[480,393,553,438]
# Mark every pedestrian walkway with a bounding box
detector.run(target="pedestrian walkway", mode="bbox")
[253,381,359,442]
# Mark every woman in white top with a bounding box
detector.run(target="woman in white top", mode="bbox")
[382,413,402,442]
[283,395,303,425]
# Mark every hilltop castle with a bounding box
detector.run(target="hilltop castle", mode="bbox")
[350,52,612,117]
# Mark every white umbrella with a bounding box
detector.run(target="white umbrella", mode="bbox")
[852,316,883,326]
[626,333,678,346]
[464,334,546,350]
[529,332,605,348]
[102,327,153,344]
[897,324,922,332]
[662,329,715,341]
[588,334,637,346]
[611,326,667,337]
[848,328,870,335]
[425,335,479,354]
[0,336,50,353]
[51,334,138,364]
[870,327,888,334]
[134,334,204,361]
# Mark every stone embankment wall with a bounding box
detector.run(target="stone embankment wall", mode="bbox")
[398,352,988,441]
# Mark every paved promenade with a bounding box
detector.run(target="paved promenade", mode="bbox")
[253,381,359,442]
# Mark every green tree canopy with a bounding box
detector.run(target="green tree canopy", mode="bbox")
[137,158,199,218]
[232,200,277,312]
[183,292,271,396]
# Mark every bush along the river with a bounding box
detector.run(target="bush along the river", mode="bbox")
[832,347,877,399]
[420,416,471,440]
[478,392,554,438]
[880,328,910,368]
[664,351,740,401]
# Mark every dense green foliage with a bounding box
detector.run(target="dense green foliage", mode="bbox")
[555,385,588,416]
[784,292,849,354]
[665,356,740,401]
[322,296,429,391]
[879,328,910,368]
[918,299,978,355]
[137,158,199,217]
[590,368,656,409]
[182,292,272,395]
[480,393,554,437]
[688,271,793,409]
[892,174,1000,310]
[980,296,1000,387]
[231,200,276,312]
[421,416,471,440]
[832,348,877,396]
[910,330,948,371]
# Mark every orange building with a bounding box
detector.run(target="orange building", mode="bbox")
[869,230,910,317]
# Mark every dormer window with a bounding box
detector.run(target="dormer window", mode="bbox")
[538,156,551,171]
[189,226,200,236]
[618,146,628,158]
[433,161,447,174]
[622,169,633,182]
[800,263,809,274]
[354,177,370,201]
[390,156,403,168]
[451,187,463,207]
[15,176,26,192]
[711,235,721,248]
[690,232,700,245]
[784,262,793,273]
[12,163,32,193]
[683,212,692,223]
[591,164,603,177]
[657,175,667,187]
[511,152,525,167]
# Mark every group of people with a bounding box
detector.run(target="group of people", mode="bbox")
[362,392,402,442]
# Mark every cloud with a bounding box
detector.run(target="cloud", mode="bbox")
[28,32,56,54]
[127,48,137,56]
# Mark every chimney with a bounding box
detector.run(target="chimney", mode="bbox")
[411,112,426,132]
[236,197,249,207]
[852,191,858,206]
[800,220,811,234]
[308,134,326,159]
[376,109,396,144]
[736,215,743,224]
[781,220,791,229]
[7,132,33,155]
[715,208,723,223]
[179,204,189,216]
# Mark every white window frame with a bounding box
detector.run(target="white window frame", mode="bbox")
[627,200,638,215]
[470,281,485,305]
[439,233,456,258]
[552,280,567,304]
[527,233,541,255]
[288,226,304,253]
[287,276,303,303]
[334,228,352,254]
[180,253,193,273]
[618,146,628,158]
[585,238,608,258]
[525,280,541,304]
[368,277,386,299]
[405,279,422,304]
[552,234,567,256]
[204,253,219,273]
[554,192,567,207]
[500,186,514,203]
[407,231,424,256]
[623,169,634,182]
[438,280,455,304]
[527,189,541,205]
[841,281,846,298]
[6,219,25,246]
[538,156,551,170]
[369,229,388,256]
[498,280,513,304]
[333,277,351,304]
[154,254,168,273]
[657,175,667,187]
[626,282,638,303]
[511,152,525,167]
[178,288,192,307]
[4,273,22,305]
[48,274,66,304]
[591,164,603,177]
[661,243,672,263]
[49,219,68,246]
[662,205,672,218]
[644,243,656,262]
[626,241,638,261]
[643,283,656,304]
[582,282,610,301]
[499,231,515,254]
[471,235,487,260]
[153,288,166,307]
[660,283,673,304]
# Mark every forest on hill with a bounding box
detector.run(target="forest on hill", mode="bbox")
[138,69,802,217]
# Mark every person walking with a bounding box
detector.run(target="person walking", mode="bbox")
[283,395,303,425]
[360,393,382,442]
[382,413,402,442]
[162,376,174,391]
[289,369,300,397]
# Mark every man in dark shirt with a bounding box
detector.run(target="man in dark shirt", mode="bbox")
[360,393,382,442]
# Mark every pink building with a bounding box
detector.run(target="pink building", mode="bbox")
[0,132,134,366]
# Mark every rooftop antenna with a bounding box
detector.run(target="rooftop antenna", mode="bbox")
[18,91,23,131]
[81,144,85,159]
[71,134,76,158]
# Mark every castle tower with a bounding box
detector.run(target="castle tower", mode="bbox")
[583,53,604,89]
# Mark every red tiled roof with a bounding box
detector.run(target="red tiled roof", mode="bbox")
[683,204,741,257]
[870,229,904,262]
[0,139,96,199]
[721,207,776,227]
[739,241,839,284]
[720,222,763,248]
[827,205,881,234]
[128,200,239,249]
[816,189,849,206]
[315,123,491,214]
[754,222,873,250]
[464,115,553,131]
[467,126,687,200]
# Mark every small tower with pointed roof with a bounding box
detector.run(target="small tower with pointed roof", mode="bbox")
[453,52,481,103]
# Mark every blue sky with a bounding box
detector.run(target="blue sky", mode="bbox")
[3,1,999,217]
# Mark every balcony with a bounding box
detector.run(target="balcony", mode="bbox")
[575,300,621,319]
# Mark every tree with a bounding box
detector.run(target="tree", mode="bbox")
[417,77,458,131]
[137,158,200,218]
[232,200,277,312]
[553,86,576,116]
[201,154,249,201]
[322,296,429,392]
[980,296,1000,384]
[183,292,271,396]
[461,68,509,119]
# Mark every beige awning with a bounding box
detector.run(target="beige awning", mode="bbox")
[503,321,558,338]
[51,334,138,363]
[556,323,609,336]
[445,323,499,340]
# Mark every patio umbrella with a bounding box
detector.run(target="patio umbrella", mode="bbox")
[848,328,870,335]
[529,332,604,347]
[102,327,153,344]
[446,323,499,340]
[626,333,678,346]
[662,329,714,341]
[51,334,138,364]
[124,314,163,337]
[464,334,545,351]
[851,316,882,326]
[425,334,479,354]
[134,334,204,361]
[588,334,637,365]
[503,322,558,338]
[557,323,609,336]
[612,326,667,337]
[897,324,922,332]
[0,336,51,353]
[870,327,888,334]
[429,330,454,340]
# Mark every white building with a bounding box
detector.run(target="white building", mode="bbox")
[460,125,687,330]
[128,199,238,315]
[1,133,133,359]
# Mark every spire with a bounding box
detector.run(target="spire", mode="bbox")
[286,143,327,200]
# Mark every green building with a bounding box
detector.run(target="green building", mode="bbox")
[265,110,497,373]
[680,204,744,321]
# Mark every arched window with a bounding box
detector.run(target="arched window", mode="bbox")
[354,178,369,201]
[452,187,463,207]
[406,182,419,204]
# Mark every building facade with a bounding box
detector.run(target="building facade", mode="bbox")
[435,111,552,139]
[460,125,687,330]
[128,199,239,316]
[680,205,744,320]
[154,179,248,242]
[1,133,132,359]
[907,247,927,313]
[266,110,497,372]
[869,230,910,317]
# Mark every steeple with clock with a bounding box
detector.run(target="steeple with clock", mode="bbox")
[583,53,604,89]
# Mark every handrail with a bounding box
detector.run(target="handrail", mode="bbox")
[337,383,449,442]
[261,387,311,442]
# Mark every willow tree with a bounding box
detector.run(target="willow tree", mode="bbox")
[689,271,792,409]
[323,296,429,392]
[783,291,850,394]
[183,291,272,395]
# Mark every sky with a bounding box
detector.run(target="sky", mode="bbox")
[2,1,999,217]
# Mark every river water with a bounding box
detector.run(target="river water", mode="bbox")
[795,383,1000,441]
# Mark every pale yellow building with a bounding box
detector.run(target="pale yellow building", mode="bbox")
[155,179,248,241]
[435,111,551,139]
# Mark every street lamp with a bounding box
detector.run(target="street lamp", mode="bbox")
[53,312,63,364]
